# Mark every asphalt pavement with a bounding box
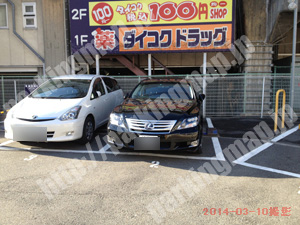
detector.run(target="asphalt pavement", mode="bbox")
[0,117,299,225]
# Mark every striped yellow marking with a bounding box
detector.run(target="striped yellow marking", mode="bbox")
[0,110,9,114]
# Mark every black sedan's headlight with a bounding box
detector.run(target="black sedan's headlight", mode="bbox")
[176,116,199,130]
[109,113,126,128]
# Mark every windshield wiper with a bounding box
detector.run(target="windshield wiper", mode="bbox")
[30,96,47,99]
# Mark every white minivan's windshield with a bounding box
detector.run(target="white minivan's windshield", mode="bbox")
[30,79,91,99]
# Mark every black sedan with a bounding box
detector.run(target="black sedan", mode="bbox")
[107,78,205,153]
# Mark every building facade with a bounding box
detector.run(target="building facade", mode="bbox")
[0,0,299,76]
[0,0,67,77]
[0,0,299,115]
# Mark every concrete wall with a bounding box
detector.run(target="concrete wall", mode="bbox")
[42,0,67,75]
[267,0,300,43]
[242,0,267,41]
[277,26,300,59]
[0,0,44,72]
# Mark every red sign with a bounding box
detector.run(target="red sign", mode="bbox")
[210,1,218,7]
[219,1,228,7]
[91,3,114,25]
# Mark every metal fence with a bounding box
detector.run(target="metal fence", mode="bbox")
[114,74,299,117]
[0,73,299,117]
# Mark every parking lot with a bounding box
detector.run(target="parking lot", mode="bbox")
[0,116,300,224]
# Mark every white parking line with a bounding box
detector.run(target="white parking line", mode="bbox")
[212,137,226,161]
[238,162,300,178]
[207,117,226,161]
[206,118,214,129]
[99,144,110,153]
[271,126,299,142]
[234,126,300,178]
[234,126,299,164]
[0,144,222,161]
[0,140,14,147]
[234,142,273,164]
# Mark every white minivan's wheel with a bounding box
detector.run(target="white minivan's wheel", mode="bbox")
[78,117,94,144]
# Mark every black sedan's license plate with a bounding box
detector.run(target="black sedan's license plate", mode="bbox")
[134,136,160,150]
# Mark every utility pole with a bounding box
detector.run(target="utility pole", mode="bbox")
[288,0,298,119]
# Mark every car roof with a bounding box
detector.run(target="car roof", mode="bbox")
[141,78,190,84]
[52,75,113,80]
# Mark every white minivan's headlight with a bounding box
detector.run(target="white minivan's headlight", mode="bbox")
[110,113,125,128]
[177,117,199,130]
[60,106,81,121]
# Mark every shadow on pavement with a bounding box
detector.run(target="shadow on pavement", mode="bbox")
[2,117,300,179]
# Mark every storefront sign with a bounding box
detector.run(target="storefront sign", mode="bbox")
[69,0,235,54]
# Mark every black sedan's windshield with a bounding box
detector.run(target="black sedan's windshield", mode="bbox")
[130,82,194,100]
[30,79,91,99]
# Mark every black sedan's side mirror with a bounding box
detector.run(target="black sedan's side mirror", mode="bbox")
[199,94,206,101]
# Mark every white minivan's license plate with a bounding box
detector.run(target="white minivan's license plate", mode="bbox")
[134,136,160,150]
[13,127,47,142]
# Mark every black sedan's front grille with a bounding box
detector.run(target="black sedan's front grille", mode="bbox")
[126,119,177,133]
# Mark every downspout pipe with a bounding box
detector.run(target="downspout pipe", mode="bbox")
[7,0,46,78]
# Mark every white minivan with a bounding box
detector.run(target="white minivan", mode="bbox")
[4,75,124,144]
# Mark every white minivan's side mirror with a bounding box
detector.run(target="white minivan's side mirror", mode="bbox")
[96,91,101,97]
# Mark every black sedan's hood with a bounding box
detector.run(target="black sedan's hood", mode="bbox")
[113,98,199,120]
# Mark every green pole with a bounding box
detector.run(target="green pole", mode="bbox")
[273,66,277,112]
[1,76,4,110]
[243,74,246,114]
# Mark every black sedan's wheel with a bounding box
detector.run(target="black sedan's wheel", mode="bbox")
[78,117,94,144]
[191,145,202,154]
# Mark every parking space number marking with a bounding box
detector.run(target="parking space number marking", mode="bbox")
[150,161,160,168]
[24,155,38,161]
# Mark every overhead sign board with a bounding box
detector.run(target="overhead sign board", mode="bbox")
[69,0,235,54]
